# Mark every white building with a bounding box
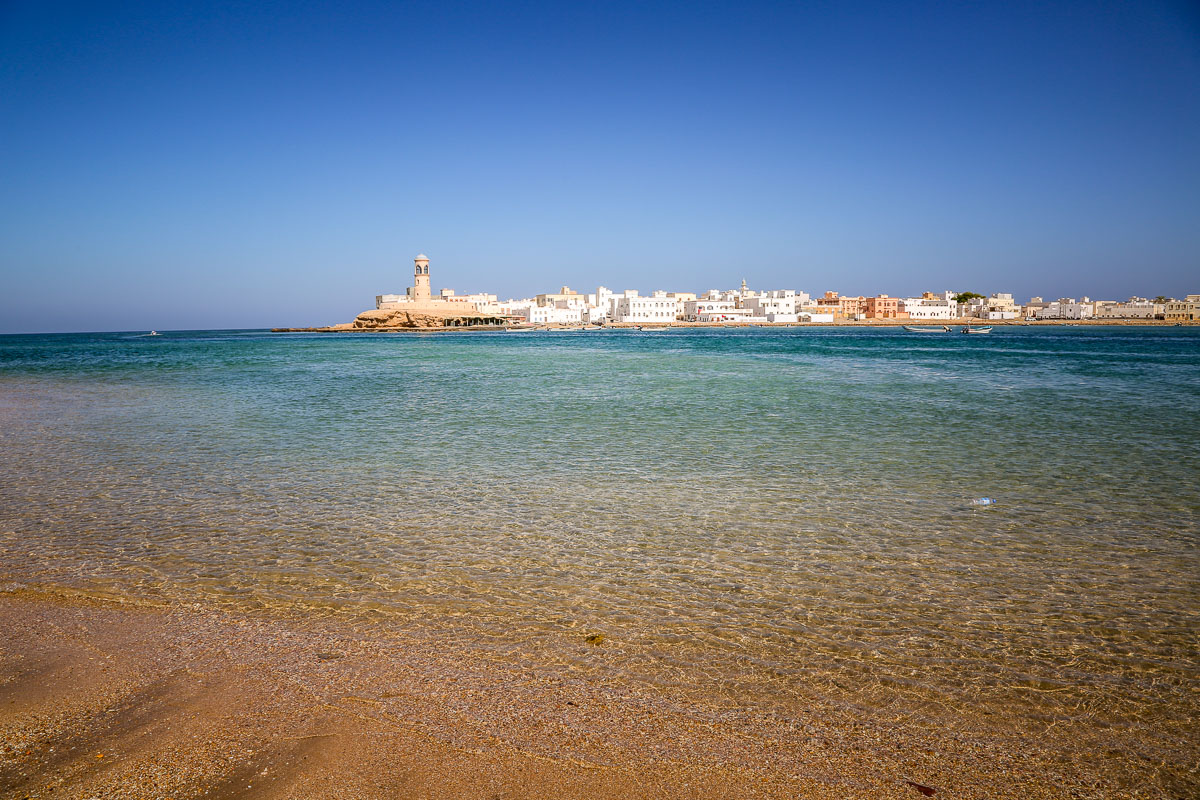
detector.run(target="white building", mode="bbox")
[955,292,1019,319]
[1032,299,1095,319]
[612,295,676,323]
[511,304,584,324]
[684,299,736,321]
[594,286,616,315]
[699,289,740,303]
[696,307,751,323]
[742,291,797,319]
[438,288,500,312]
[376,293,405,308]
[901,294,957,319]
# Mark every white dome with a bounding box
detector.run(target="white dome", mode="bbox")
[415,253,429,261]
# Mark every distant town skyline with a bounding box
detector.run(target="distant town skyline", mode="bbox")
[2,0,1198,333]
[339,253,1193,328]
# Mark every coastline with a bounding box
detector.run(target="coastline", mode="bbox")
[2,589,1192,799]
[271,319,1198,333]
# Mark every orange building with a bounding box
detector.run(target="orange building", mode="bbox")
[816,291,866,318]
[864,294,907,319]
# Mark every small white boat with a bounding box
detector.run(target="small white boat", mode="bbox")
[637,326,668,332]
[961,326,993,334]
[147,331,161,336]
[903,325,947,333]
[505,327,537,332]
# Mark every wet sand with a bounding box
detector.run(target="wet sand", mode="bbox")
[2,591,1192,800]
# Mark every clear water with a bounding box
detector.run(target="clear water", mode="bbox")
[1,327,1197,757]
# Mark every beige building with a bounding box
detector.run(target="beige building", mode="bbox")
[815,291,866,319]
[411,254,432,301]
[536,287,586,308]
[1094,298,1163,319]
[1165,295,1200,321]
[667,292,697,320]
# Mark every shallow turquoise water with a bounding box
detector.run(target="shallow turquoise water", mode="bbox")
[1,326,1198,744]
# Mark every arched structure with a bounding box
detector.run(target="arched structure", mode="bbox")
[413,254,431,301]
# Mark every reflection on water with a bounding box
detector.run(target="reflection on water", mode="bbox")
[1,327,1198,771]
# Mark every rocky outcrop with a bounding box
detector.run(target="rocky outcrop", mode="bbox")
[271,307,506,333]
[350,307,501,329]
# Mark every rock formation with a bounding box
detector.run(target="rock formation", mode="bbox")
[272,306,505,332]
[351,307,503,329]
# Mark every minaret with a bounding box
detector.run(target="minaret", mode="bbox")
[413,254,431,302]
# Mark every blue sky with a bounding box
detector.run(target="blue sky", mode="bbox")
[2,0,1198,332]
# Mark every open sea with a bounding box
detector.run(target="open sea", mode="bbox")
[1,326,1198,784]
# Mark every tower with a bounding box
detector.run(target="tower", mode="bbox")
[413,254,431,302]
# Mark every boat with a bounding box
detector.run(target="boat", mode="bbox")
[903,325,948,333]
[505,326,537,332]
[147,331,161,336]
[637,326,668,332]
[961,326,993,334]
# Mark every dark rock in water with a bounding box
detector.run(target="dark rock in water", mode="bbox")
[316,652,343,661]
[904,780,937,796]
[584,633,605,646]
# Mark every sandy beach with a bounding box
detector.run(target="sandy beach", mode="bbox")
[2,589,1192,800]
